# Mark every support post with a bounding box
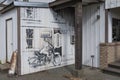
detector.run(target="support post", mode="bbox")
[75,2,82,70]
[105,9,109,43]
[17,7,21,75]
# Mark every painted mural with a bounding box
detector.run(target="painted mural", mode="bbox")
[27,28,62,68]
[20,7,75,75]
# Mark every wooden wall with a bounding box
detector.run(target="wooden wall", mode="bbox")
[105,0,120,9]
[20,7,75,75]
[83,3,105,67]
[0,8,18,63]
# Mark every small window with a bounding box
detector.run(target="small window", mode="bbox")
[112,18,120,42]
[26,29,33,48]
[26,8,33,18]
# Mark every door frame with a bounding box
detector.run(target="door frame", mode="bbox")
[6,18,13,63]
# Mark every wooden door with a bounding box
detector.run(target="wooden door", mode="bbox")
[6,18,13,62]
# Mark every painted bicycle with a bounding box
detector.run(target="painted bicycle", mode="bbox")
[28,36,62,68]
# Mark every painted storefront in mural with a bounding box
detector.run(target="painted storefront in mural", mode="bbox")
[27,28,62,68]
[20,7,75,75]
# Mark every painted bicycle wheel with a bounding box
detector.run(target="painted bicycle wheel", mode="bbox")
[53,52,62,66]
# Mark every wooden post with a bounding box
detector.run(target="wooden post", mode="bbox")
[17,7,21,75]
[105,9,109,43]
[75,2,82,70]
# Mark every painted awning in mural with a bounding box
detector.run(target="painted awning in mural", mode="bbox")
[105,0,120,9]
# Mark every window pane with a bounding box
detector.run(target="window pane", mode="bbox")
[26,8,33,18]
[26,39,33,48]
[26,29,33,38]
[26,29,33,48]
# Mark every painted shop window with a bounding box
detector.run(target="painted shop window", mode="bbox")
[112,18,120,42]
[26,8,33,18]
[26,29,34,48]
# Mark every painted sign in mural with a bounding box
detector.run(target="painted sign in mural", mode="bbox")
[27,28,62,68]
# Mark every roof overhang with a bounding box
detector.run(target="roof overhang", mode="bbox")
[49,0,104,10]
[83,0,104,6]
[0,4,6,7]
[0,1,49,14]
[0,2,14,14]
[49,0,81,10]
[0,0,7,7]
[14,1,49,8]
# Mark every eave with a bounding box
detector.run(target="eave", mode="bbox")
[49,0,104,10]
[0,3,15,14]
[14,1,49,8]
[0,1,49,14]
[83,0,104,6]
[49,0,81,10]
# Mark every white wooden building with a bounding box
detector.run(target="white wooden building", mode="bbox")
[83,0,120,68]
[83,3,105,67]
[0,0,120,75]
[0,0,75,75]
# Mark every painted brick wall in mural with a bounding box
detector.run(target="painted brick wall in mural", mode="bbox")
[20,7,75,75]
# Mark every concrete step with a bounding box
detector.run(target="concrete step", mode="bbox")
[108,62,120,69]
[103,67,120,75]
[0,63,10,71]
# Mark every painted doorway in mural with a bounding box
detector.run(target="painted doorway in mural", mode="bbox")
[6,18,13,62]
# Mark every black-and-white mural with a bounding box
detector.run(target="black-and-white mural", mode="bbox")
[28,28,62,68]
[20,7,75,75]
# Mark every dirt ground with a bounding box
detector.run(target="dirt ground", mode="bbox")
[0,65,119,80]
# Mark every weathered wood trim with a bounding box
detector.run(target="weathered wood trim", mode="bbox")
[83,0,104,3]
[75,2,82,69]
[14,1,49,8]
[0,1,49,14]
[0,4,6,7]
[105,9,109,43]
[17,7,21,75]
[50,0,104,9]
[0,3,15,14]
[49,0,72,7]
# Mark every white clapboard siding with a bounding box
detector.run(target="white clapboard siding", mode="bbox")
[20,7,75,75]
[83,3,105,67]
[105,0,120,9]
[0,8,18,63]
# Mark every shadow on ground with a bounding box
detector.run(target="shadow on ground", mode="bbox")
[0,65,119,80]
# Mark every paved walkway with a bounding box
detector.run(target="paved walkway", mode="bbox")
[0,65,119,80]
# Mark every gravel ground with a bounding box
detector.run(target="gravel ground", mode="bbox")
[0,65,119,80]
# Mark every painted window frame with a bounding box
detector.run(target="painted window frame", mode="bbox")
[26,8,34,19]
[26,29,34,49]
